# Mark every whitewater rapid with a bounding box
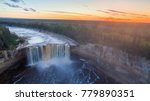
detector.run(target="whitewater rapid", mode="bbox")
[8,26,74,47]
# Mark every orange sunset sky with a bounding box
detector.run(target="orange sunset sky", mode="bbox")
[0,0,150,23]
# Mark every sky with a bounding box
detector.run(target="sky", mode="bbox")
[0,0,150,22]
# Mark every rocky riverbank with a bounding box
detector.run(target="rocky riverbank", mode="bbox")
[71,44,150,83]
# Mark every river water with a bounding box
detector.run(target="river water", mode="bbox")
[6,27,110,84]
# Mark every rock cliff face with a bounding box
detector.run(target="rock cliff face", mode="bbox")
[71,44,150,83]
[0,49,25,74]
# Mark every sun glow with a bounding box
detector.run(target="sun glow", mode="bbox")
[0,0,150,23]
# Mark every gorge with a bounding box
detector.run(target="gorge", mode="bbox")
[0,26,110,84]
[0,25,150,84]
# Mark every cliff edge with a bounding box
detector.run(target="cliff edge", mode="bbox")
[0,25,24,74]
[71,44,150,83]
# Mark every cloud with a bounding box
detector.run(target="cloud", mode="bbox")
[97,10,127,16]
[23,8,29,11]
[97,10,111,14]
[4,2,36,12]
[30,8,36,12]
[97,9,148,18]
[10,0,20,3]
[108,9,148,17]
[4,2,21,8]
[108,10,127,14]
[23,8,36,12]
[83,5,89,8]
[10,0,25,4]
[47,11,92,16]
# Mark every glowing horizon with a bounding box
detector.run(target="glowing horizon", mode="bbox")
[0,0,150,23]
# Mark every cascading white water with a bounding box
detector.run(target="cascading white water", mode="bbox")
[8,27,101,84]
[26,43,70,66]
[8,26,74,68]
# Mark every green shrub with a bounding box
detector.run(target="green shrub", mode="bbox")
[0,25,22,50]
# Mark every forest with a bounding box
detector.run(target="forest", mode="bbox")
[0,19,150,59]
[0,25,22,50]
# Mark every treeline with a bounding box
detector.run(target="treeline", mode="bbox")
[0,25,22,50]
[0,20,150,59]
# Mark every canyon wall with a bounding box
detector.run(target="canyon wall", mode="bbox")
[0,49,25,74]
[71,44,150,83]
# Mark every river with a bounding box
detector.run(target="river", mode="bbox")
[1,26,111,84]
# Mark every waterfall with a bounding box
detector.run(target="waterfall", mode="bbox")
[26,43,70,66]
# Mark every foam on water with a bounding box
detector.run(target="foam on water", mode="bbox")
[8,26,72,69]
[8,27,64,47]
